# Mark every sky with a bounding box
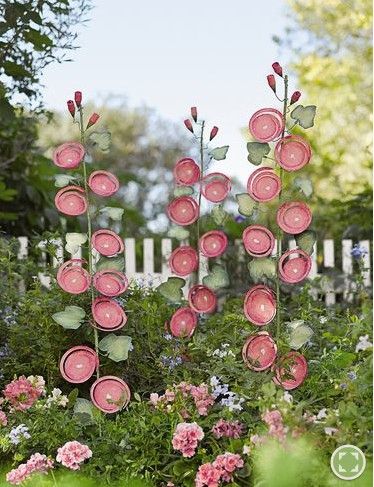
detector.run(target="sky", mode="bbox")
[41,0,290,183]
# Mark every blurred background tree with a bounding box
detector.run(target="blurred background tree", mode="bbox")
[278,0,372,239]
[0,0,92,234]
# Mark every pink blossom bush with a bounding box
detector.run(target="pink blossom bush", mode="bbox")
[172,422,204,458]
[3,376,44,411]
[6,453,53,485]
[211,419,244,439]
[0,410,7,426]
[195,452,244,486]
[56,440,92,470]
[190,384,215,416]
[262,409,287,442]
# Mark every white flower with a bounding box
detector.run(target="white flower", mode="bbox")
[319,316,328,324]
[27,375,46,395]
[45,388,69,408]
[282,391,293,404]
[242,445,251,455]
[355,335,373,352]
[324,427,338,436]
[316,408,328,420]
[210,376,220,388]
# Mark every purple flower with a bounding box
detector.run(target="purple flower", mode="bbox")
[351,244,368,260]
[235,215,245,223]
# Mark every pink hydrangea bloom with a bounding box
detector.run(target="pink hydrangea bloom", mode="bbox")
[262,409,287,442]
[56,441,92,470]
[172,422,204,458]
[0,410,7,426]
[190,384,215,416]
[3,376,43,411]
[6,453,53,485]
[211,419,244,439]
[195,462,221,487]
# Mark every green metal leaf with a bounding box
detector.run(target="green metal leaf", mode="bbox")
[288,321,313,350]
[247,142,270,165]
[168,226,190,241]
[99,334,133,362]
[236,193,257,217]
[87,130,111,152]
[54,174,78,188]
[211,204,229,226]
[248,258,276,282]
[96,256,125,272]
[290,105,317,129]
[294,176,313,197]
[100,207,124,221]
[202,264,229,291]
[74,398,95,425]
[157,277,185,303]
[209,145,229,161]
[65,233,87,255]
[174,186,194,197]
[295,230,316,255]
[52,306,86,330]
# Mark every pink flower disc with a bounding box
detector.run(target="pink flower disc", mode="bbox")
[52,142,85,169]
[93,270,128,297]
[90,376,131,413]
[274,135,312,171]
[167,196,199,226]
[188,285,217,314]
[242,331,277,371]
[56,259,91,294]
[249,108,285,142]
[88,170,119,197]
[91,230,124,257]
[273,352,308,390]
[247,167,281,202]
[244,285,276,326]
[278,249,312,284]
[242,225,275,257]
[276,201,312,235]
[60,346,98,384]
[92,297,127,331]
[55,186,87,216]
[173,158,200,185]
[169,246,198,276]
[199,230,228,258]
[169,307,198,338]
[201,173,231,203]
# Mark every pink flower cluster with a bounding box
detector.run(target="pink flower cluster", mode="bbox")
[262,409,287,442]
[172,422,204,458]
[149,382,215,417]
[3,376,44,411]
[6,453,53,485]
[0,410,7,426]
[211,419,244,439]
[195,452,244,486]
[56,441,92,470]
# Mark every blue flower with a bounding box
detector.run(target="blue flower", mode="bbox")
[347,371,357,381]
[351,244,368,260]
[8,424,30,445]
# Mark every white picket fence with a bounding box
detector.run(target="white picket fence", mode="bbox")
[16,236,371,305]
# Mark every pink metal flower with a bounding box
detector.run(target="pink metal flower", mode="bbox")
[91,296,127,331]
[188,285,217,314]
[169,245,198,276]
[52,142,85,169]
[88,170,119,197]
[55,186,87,216]
[242,331,278,371]
[86,112,99,129]
[249,108,284,142]
[167,196,199,226]
[278,249,312,283]
[276,201,312,234]
[93,270,128,297]
[274,135,312,171]
[273,352,308,390]
[91,229,124,256]
[56,259,91,294]
[60,346,98,384]
[90,376,131,413]
[169,307,198,338]
[200,173,231,203]
[244,285,276,326]
[247,167,281,202]
[199,230,228,258]
[242,225,275,257]
[173,158,200,185]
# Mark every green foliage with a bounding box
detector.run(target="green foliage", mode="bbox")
[246,141,270,165]
[248,257,276,282]
[209,145,229,161]
[202,264,230,291]
[99,334,133,362]
[236,193,257,217]
[290,104,317,129]
[52,305,86,330]
[295,230,316,255]
[157,277,185,303]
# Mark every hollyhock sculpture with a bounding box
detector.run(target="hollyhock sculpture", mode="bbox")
[51,92,131,413]
[239,63,317,388]
[159,107,231,338]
